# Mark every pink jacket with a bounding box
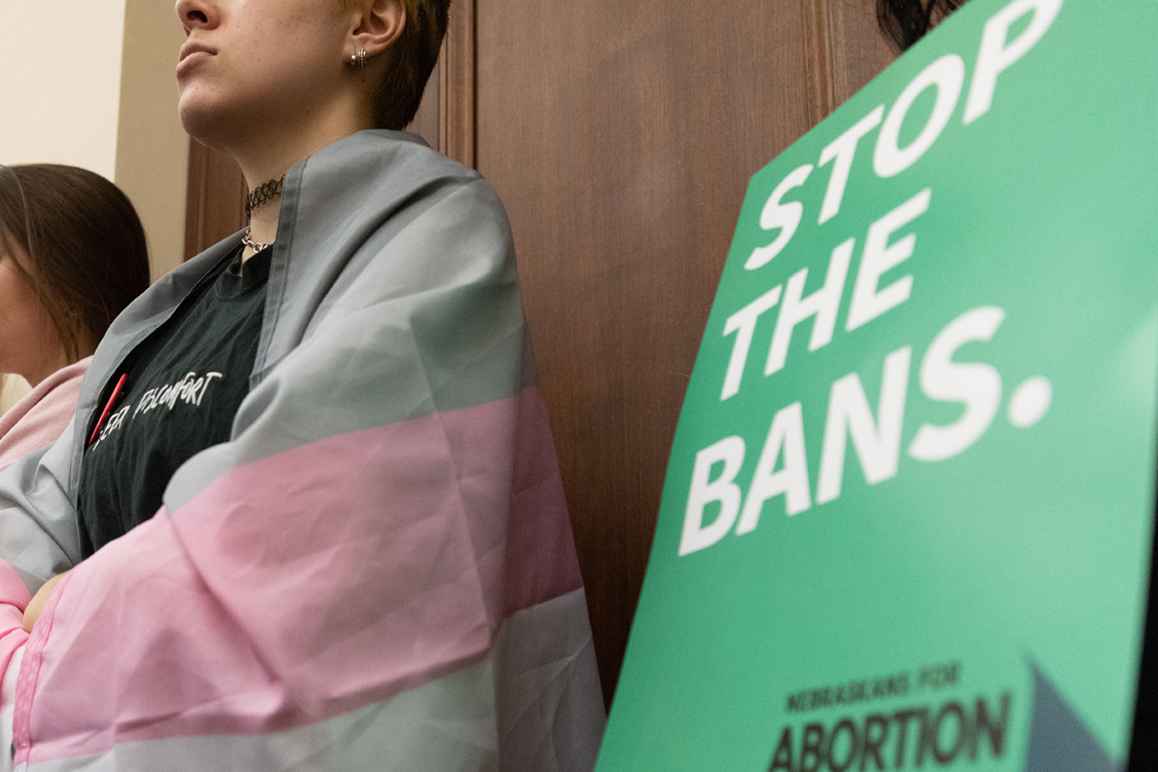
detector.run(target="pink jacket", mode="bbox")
[0,358,91,470]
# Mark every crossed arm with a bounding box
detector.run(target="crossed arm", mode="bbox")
[21,570,67,632]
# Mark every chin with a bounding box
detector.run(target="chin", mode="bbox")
[178,90,242,152]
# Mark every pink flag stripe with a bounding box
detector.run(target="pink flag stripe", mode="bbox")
[17,387,583,764]
[21,589,601,772]
[0,358,89,471]
[0,561,32,609]
[0,560,29,725]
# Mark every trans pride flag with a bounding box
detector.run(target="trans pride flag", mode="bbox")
[0,131,605,770]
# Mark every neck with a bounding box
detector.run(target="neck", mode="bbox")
[230,96,374,251]
[23,346,75,389]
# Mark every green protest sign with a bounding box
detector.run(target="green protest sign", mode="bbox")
[598,1,1158,770]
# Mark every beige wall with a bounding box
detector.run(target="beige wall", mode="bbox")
[0,377,25,415]
[0,3,127,179]
[0,3,190,411]
[118,0,193,281]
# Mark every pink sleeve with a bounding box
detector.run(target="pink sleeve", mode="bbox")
[0,562,31,771]
[0,564,30,677]
[0,360,90,471]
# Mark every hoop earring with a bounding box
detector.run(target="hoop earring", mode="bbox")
[348,48,369,69]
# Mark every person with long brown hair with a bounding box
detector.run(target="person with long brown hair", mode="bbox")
[0,165,150,467]
[0,2,603,770]
[878,0,967,50]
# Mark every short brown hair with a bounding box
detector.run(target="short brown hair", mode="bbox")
[0,165,151,361]
[357,0,452,130]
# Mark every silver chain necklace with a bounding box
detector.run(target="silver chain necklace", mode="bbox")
[241,228,274,253]
[242,174,285,254]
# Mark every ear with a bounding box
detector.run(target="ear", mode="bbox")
[350,0,407,60]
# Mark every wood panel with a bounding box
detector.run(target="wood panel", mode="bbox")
[826,0,898,104]
[183,139,246,260]
[437,0,476,166]
[474,0,894,703]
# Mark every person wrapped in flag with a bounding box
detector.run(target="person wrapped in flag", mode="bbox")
[0,0,605,769]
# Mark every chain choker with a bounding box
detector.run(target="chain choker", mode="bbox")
[241,228,274,253]
[246,175,285,215]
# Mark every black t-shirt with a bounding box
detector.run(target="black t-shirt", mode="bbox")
[78,245,272,556]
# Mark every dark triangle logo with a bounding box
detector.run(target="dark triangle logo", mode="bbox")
[1025,663,1119,772]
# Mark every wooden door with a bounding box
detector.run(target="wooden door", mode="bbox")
[471,0,894,703]
[184,0,896,705]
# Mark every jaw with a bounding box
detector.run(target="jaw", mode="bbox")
[177,83,260,154]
